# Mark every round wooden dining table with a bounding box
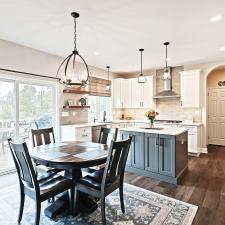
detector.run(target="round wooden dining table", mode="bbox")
[30,141,109,217]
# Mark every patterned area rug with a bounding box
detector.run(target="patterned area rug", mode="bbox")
[0,183,197,225]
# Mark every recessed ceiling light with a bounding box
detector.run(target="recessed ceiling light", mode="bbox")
[94,51,100,56]
[166,58,171,61]
[211,15,223,22]
[220,47,225,51]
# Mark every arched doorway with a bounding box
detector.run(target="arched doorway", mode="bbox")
[207,65,225,146]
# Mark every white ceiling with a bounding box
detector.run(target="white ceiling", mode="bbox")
[0,0,225,73]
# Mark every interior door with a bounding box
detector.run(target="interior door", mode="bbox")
[208,88,225,145]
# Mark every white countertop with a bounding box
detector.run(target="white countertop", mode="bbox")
[60,120,202,128]
[120,126,188,136]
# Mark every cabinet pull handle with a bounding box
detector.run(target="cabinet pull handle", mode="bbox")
[156,138,159,146]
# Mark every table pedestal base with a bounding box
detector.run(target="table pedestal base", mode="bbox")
[44,193,98,219]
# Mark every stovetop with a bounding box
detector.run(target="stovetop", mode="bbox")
[154,119,182,124]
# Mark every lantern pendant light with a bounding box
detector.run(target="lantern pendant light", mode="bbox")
[57,12,90,87]
[138,49,147,83]
[106,66,111,91]
[163,42,171,80]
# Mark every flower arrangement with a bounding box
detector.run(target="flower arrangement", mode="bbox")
[145,110,159,126]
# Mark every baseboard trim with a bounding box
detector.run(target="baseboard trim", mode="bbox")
[199,147,208,154]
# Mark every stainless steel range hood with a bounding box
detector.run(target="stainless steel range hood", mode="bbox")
[153,67,180,99]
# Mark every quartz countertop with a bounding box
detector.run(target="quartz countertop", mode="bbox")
[120,126,188,136]
[60,120,202,128]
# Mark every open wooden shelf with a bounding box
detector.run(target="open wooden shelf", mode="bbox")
[62,105,90,109]
[63,89,90,94]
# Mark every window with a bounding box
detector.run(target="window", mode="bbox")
[88,96,111,122]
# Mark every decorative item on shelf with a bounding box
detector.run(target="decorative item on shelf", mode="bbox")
[105,66,111,91]
[67,99,74,106]
[145,110,159,128]
[138,49,147,83]
[78,97,87,106]
[56,12,90,88]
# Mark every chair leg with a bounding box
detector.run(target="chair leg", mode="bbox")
[73,187,79,216]
[70,187,75,215]
[119,185,125,213]
[101,197,106,225]
[34,201,41,225]
[18,191,25,223]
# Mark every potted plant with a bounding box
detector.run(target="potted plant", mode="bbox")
[145,110,159,128]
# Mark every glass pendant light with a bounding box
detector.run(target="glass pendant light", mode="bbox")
[138,49,147,83]
[163,42,171,80]
[105,66,111,91]
[56,12,90,87]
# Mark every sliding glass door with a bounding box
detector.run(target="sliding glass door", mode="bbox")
[19,83,55,147]
[0,79,16,174]
[0,78,57,175]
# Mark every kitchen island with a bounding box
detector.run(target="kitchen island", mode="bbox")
[120,126,188,184]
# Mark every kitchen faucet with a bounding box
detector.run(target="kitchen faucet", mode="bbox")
[103,111,106,122]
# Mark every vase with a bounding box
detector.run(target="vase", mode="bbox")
[149,119,154,128]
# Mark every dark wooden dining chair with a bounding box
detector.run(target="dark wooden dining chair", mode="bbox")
[98,127,118,145]
[31,127,63,174]
[31,127,55,147]
[7,138,74,225]
[74,137,132,225]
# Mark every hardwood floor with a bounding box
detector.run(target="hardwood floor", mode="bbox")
[1,145,225,225]
[124,145,225,225]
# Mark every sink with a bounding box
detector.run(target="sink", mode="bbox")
[140,127,164,130]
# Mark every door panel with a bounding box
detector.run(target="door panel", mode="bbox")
[131,132,144,169]
[158,135,175,177]
[145,134,158,173]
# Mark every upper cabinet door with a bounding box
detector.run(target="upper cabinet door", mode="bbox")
[121,79,132,108]
[142,76,154,108]
[131,78,142,108]
[112,78,122,108]
[180,69,201,108]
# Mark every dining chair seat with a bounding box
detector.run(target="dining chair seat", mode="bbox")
[78,169,110,190]
[38,173,73,201]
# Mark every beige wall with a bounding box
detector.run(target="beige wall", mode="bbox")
[207,68,225,87]
[0,39,119,125]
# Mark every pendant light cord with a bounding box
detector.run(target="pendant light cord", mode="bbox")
[74,17,77,51]
[141,50,143,74]
[165,44,168,70]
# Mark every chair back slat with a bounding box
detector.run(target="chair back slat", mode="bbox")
[99,127,118,145]
[102,137,132,186]
[31,127,55,147]
[8,139,38,189]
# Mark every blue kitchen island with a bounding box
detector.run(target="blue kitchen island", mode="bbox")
[120,126,188,184]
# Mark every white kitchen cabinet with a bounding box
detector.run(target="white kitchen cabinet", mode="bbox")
[180,69,201,108]
[60,126,92,142]
[131,76,154,108]
[121,79,132,108]
[178,125,201,155]
[113,78,132,108]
